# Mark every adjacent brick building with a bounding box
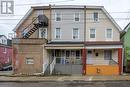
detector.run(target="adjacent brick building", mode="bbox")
[0,35,12,70]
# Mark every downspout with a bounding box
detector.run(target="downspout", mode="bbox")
[82,6,86,75]
[49,4,51,75]
[49,4,52,41]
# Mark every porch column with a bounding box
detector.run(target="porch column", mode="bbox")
[118,48,122,75]
[82,48,87,75]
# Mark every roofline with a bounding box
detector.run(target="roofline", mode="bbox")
[101,7,122,31]
[0,35,7,39]
[13,5,121,32]
[13,8,33,32]
[124,22,130,32]
[31,5,104,9]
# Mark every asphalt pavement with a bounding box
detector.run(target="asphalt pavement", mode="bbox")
[0,81,130,87]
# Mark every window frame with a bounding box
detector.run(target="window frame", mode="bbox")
[72,28,79,39]
[26,58,34,65]
[93,12,99,22]
[89,28,96,39]
[39,28,47,39]
[104,50,112,60]
[55,27,61,39]
[105,28,113,41]
[55,12,62,22]
[3,47,7,54]
[74,13,80,22]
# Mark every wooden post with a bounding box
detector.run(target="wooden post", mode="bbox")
[82,48,86,75]
[118,48,122,75]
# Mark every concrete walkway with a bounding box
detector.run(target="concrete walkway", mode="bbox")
[0,75,130,82]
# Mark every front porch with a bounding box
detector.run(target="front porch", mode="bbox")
[44,42,84,75]
[86,49,120,75]
[84,41,123,75]
[49,49,83,75]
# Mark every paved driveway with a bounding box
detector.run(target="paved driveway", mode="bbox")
[0,81,130,87]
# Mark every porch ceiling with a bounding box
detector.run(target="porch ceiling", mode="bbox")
[45,44,83,49]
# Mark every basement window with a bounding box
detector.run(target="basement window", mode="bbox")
[26,58,34,64]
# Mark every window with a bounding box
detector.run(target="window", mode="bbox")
[73,28,79,39]
[3,48,6,54]
[2,39,4,44]
[90,29,96,38]
[66,50,70,59]
[104,50,112,60]
[39,28,47,38]
[76,50,80,59]
[93,12,98,21]
[55,50,61,57]
[88,50,92,54]
[106,29,112,39]
[55,28,61,39]
[26,58,34,64]
[74,13,80,21]
[55,13,61,21]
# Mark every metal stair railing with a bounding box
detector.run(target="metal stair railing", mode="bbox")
[50,58,56,75]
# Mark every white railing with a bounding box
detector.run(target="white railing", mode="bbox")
[42,63,49,74]
[87,58,117,65]
[50,58,56,75]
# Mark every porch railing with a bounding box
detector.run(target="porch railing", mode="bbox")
[50,58,56,75]
[55,57,82,64]
[87,58,118,65]
[42,63,49,74]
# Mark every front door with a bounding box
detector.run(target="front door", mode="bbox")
[87,50,93,64]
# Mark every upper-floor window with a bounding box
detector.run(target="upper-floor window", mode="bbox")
[93,12,98,22]
[55,13,61,21]
[90,29,96,38]
[73,28,79,39]
[39,28,47,39]
[74,13,80,21]
[3,48,7,54]
[55,28,61,39]
[1,39,4,44]
[106,29,112,39]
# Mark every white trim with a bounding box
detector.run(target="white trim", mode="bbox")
[13,8,33,31]
[55,12,62,22]
[105,28,113,41]
[72,28,79,39]
[74,12,80,22]
[89,28,96,41]
[86,45,122,49]
[51,5,84,8]
[26,58,34,64]
[45,46,83,49]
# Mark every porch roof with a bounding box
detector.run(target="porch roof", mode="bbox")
[85,41,123,49]
[45,42,83,49]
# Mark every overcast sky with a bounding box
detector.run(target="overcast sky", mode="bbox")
[0,0,130,38]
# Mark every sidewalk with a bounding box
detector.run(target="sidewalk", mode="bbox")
[0,75,130,82]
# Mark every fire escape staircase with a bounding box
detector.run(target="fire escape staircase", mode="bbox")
[22,15,48,38]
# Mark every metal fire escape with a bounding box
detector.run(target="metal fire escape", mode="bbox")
[22,15,48,38]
